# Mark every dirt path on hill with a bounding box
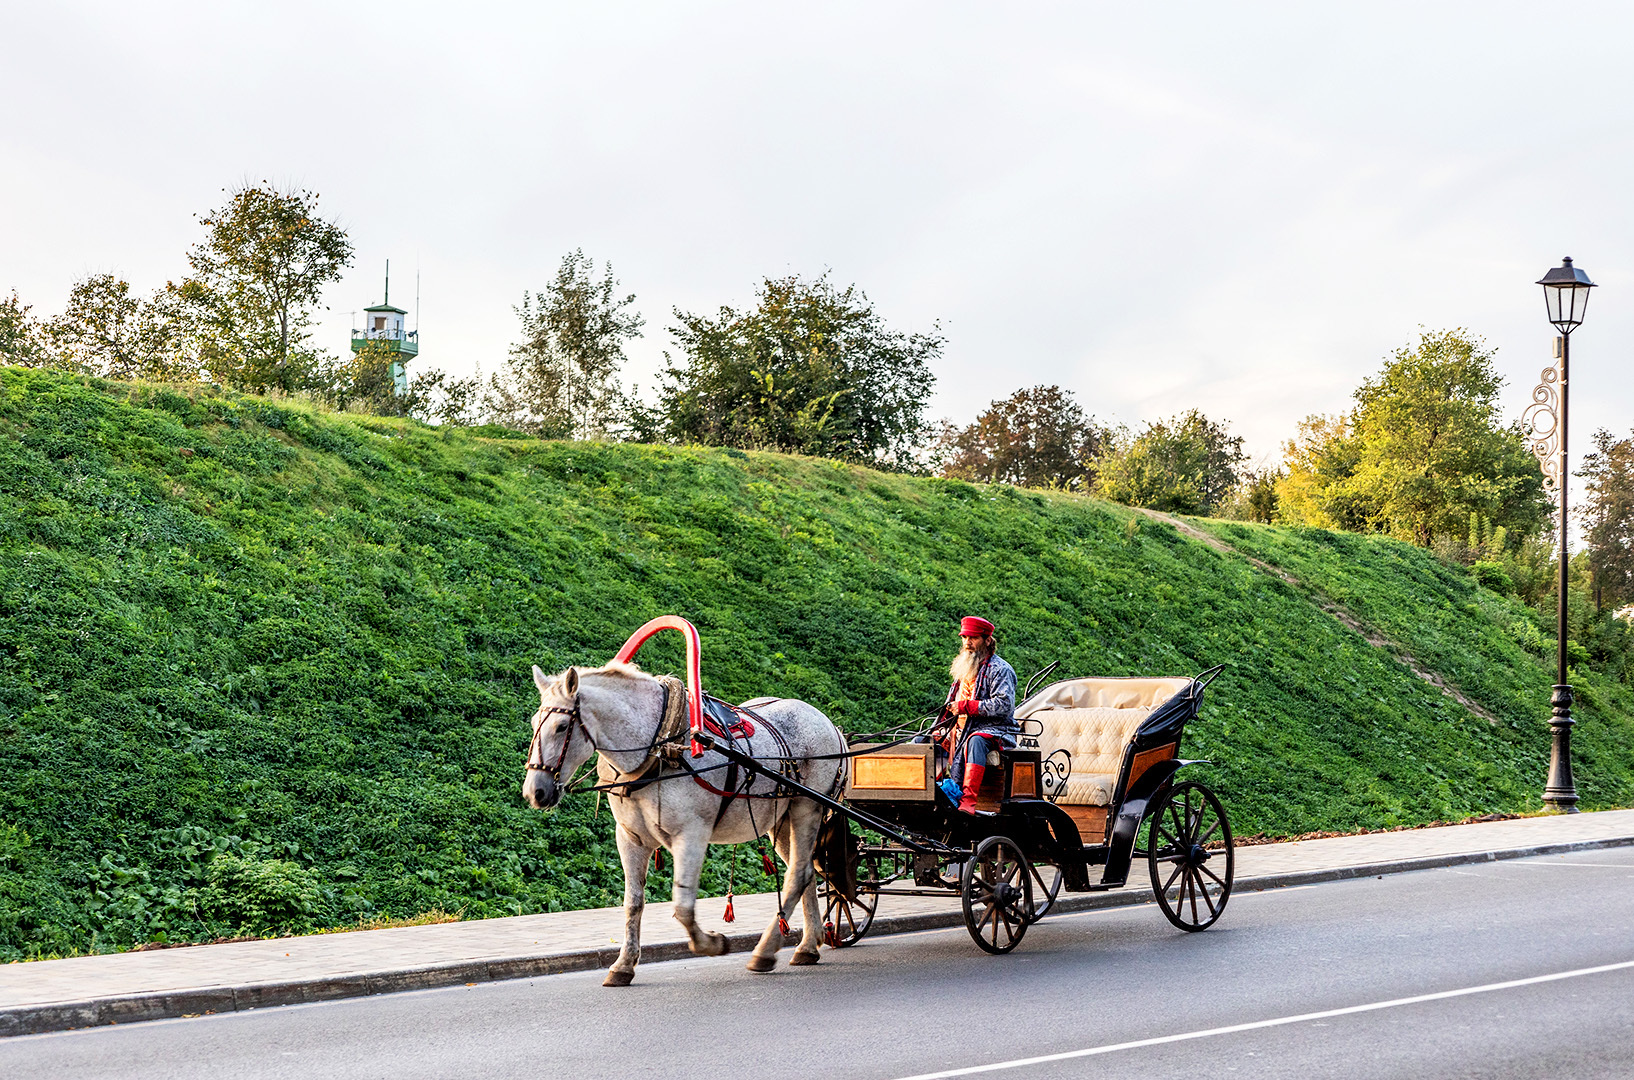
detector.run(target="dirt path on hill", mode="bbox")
[1134,508,1501,724]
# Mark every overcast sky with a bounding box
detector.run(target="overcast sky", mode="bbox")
[4,1,1632,468]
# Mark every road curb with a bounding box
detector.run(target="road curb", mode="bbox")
[6,831,1633,1039]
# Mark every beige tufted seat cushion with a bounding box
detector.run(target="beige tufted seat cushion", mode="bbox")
[1017,678,1192,807]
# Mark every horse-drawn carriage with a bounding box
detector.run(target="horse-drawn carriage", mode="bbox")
[523,616,1233,983]
[814,663,1233,954]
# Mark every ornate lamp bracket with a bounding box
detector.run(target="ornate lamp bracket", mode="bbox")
[1522,361,1563,491]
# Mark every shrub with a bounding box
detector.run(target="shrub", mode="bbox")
[200,855,326,937]
[1471,560,1515,595]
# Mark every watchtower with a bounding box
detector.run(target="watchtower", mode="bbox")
[351,261,418,394]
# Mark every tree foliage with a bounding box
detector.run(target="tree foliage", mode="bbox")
[938,384,1103,490]
[1276,329,1548,545]
[500,251,643,438]
[0,291,48,368]
[171,183,353,392]
[660,274,941,468]
[1093,409,1245,514]
[1218,467,1283,523]
[1580,428,1634,612]
[44,274,194,380]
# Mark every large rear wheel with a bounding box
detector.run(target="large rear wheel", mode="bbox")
[1146,780,1234,931]
[961,835,1033,954]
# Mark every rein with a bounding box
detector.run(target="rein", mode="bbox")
[526,685,683,785]
[526,682,900,806]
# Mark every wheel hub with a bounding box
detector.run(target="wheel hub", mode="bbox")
[1188,843,1210,866]
[994,882,1021,906]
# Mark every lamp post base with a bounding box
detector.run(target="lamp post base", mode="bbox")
[1544,684,1580,813]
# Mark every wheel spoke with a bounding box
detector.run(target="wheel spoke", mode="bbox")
[1199,863,1229,891]
[1162,860,1185,899]
[1198,875,1219,917]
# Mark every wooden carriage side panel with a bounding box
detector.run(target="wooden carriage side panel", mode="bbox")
[974,751,1041,811]
[1128,742,1179,789]
[846,743,935,801]
[1060,804,1109,843]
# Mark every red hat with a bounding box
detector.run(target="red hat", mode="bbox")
[960,616,995,637]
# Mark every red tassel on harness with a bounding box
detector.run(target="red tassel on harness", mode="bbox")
[652,849,664,872]
[778,915,791,936]
[723,893,735,923]
[762,851,777,876]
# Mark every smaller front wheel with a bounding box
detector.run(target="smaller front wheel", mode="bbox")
[1147,780,1234,931]
[818,872,877,947]
[961,835,1034,954]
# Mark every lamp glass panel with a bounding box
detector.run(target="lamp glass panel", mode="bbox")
[1567,285,1591,325]
[1544,286,1567,326]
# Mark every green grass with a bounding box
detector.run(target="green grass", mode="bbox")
[1,367,1630,960]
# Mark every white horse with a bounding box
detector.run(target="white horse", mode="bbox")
[521,662,847,985]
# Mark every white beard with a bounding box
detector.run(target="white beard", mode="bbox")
[950,646,990,685]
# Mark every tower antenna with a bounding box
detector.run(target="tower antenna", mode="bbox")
[384,259,390,306]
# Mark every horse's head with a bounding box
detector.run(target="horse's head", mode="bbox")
[521,664,595,810]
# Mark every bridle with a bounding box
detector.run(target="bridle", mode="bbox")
[526,695,590,783]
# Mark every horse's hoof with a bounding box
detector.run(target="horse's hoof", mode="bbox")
[716,933,732,956]
[746,954,777,973]
[602,969,635,987]
[789,950,820,966]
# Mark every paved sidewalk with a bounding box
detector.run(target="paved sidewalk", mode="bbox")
[5,808,1633,1038]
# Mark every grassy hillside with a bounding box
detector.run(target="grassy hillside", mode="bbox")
[2,367,1632,960]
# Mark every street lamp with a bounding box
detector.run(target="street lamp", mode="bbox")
[1523,256,1597,812]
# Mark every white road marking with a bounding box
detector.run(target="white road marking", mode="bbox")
[885,958,1634,1080]
[1505,861,1634,869]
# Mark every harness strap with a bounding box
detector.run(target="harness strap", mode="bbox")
[712,762,739,828]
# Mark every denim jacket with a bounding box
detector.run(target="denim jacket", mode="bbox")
[945,652,1018,747]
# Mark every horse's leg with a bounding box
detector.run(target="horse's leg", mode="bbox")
[774,816,823,966]
[670,830,730,958]
[748,802,821,972]
[604,825,652,987]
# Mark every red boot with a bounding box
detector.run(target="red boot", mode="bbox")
[957,763,986,814]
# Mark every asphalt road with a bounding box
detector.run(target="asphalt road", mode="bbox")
[8,847,1634,1080]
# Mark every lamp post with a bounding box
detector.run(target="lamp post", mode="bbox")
[1523,256,1596,812]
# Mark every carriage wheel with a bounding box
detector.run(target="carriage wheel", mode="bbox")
[961,836,1034,954]
[818,872,878,947]
[1028,862,1063,922]
[1147,780,1234,932]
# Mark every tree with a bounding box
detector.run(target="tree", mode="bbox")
[661,274,941,468]
[1274,414,1372,529]
[502,251,644,438]
[1093,410,1245,515]
[0,290,48,368]
[1219,467,1283,523]
[1282,329,1547,545]
[939,385,1103,490]
[171,183,352,392]
[45,274,191,380]
[1580,428,1634,612]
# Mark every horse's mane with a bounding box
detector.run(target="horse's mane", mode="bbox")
[579,660,656,682]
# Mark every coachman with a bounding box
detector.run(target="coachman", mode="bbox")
[938,615,1018,814]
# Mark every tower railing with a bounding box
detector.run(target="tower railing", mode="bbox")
[351,328,419,343]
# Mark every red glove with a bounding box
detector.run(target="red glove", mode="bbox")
[956,699,979,716]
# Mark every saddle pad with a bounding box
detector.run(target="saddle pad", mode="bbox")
[701,695,756,740]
